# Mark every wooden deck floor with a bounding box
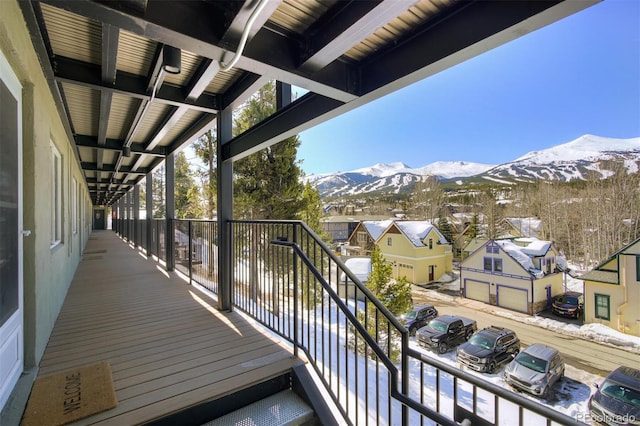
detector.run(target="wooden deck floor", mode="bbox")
[35,230,298,425]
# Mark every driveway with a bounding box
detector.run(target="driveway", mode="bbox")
[411,286,639,378]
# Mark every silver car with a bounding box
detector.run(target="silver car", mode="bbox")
[504,343,564,398]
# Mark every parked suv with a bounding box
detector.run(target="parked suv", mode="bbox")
[589,366,640,426]
[457,326,520,373]
[399,305,438,336]
[504,343,564,398]
[551,291,584,319]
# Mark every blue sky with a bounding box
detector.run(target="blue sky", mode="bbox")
[297,0,640,176]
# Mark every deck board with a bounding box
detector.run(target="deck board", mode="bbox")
[34,230,299,425]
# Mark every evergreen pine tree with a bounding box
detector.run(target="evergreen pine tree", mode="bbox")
[436,215,454,243]
[233,82,305,219]
[192,129,216,219]
[174,152,204,219]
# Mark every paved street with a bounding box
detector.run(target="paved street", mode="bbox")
[411,286,640,378]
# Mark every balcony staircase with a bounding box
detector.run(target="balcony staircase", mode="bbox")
[151,365,335,426]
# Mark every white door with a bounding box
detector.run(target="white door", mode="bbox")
[464,279,490,303]
[0,51,24,410]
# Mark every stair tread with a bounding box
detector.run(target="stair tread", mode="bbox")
[202,389,314,426]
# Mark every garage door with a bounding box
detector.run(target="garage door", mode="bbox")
[464,280,490,303]
[497,286,528,313]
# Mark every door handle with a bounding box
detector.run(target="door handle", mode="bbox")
[22,230,32,236]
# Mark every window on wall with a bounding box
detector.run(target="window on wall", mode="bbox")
[428,239,433,249]
[387,237,392,246]
[636,256,640,282]
[484,257,502,272]
[72,177,78,235]
[50,141,62,247]
[484,257,492,271]
[494,258,503,272]
[594,294,610,320]
[357,232,367,243]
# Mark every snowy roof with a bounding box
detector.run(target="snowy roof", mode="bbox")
[341,257,372,282]
[492,238,553,273]
[392,221,449,247]
[494,240,536,271]
[362,220,394,241]
[515,238,552,256]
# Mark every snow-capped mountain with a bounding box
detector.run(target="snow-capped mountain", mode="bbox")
[306,161,494,197]
[481,135,640,182]
[306,135,640,198]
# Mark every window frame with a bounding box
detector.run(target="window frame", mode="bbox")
[494,258,503,272]
[594,294,610,321]
[72,177,78,235]
[483,257,492,271]
[50,141,62,248]
[387,237,392,246]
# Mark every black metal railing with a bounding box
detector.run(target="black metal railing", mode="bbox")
[113,219,583,426]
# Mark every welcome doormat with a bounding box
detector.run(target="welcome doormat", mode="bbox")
[22,362,118,426]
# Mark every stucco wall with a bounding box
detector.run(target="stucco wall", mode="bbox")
[585,254,640,337]
[379,229,452,284]
[0,0,91,367]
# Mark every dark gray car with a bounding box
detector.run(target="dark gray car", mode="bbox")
[589,366,640,426]
[504,343,564,398]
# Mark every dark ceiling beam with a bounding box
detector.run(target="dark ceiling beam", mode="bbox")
[165,112,218,157]
[75,135,165,157]
[145,105,189,151]
[18,1,86,183]
[97,92,112,170]
[223,93,344,161]
[185,59,220,102]
[298,0,414,73]
[97,23,119,170]
[101,23,119,84]
[40,0,358,102]
[183,0,281,102]
[222,73,270,110]
[219,0,283,51]
[53,56,220,113]
[359,0,573,96]
[81,162,149,175]
[86,177,132,186]
[127,155,148,178]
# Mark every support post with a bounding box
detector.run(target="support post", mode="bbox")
[133,184,140,247]
[166,154,175,271]
[146,173,153,256]
[217,107,233,311]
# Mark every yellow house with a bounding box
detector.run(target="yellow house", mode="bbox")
[460,238,564,314]
[581,238,640,337]
[376,221,453,285]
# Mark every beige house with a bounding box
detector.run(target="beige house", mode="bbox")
[377,221,453,285]
[581,238,640,336]
[460,238,563,314]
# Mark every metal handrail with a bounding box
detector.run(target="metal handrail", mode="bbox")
[271,238,459,426]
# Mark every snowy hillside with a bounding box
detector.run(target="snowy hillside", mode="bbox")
[305,135,640,198]
[482,134,640,182]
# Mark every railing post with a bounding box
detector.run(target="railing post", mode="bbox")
[292,224,298,358]
[402,334,409,425]
[188,220,193,285]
